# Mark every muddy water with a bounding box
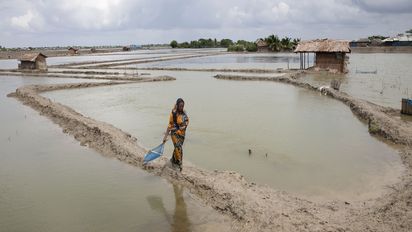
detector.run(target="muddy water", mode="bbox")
[44,70,404,201]
[302,53,412,109]
[134,52,314,70]
[0,76,232,232]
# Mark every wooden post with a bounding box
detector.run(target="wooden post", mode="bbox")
[303,52,306,69]
[401,98,412,115]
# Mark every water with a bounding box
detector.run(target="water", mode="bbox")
[302,53,412,109]
[44,70,404,201]
[135,53,314,70]
[0,48,225,69]
[0,76,232,232]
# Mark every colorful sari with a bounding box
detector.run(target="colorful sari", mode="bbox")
[168,110,189,169]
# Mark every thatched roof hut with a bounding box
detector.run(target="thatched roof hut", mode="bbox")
[18,53,48,71]
[294,39,350,53]
[68,47,79,55]
[255,39,269,52]
[294,39,350,73]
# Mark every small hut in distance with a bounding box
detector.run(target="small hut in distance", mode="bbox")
[255,39,269,52]
[294,39,350,73]
[68,47,79,55]
[18,53,48,71]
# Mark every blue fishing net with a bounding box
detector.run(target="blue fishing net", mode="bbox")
[143,143,165,164]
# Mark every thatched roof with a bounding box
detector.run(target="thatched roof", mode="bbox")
[68,47,78,51]
[294,39,350,53]
[19,53,47,62]
[255,39,268,47]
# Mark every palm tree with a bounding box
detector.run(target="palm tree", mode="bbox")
[265,34,281,52]
[280,37,292,51]
[292,38,301,49]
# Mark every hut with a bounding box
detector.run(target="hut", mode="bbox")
[68,47,79,55]
[255,39,269,52]
[122,46,131,51]
[294,39,350,73]
[18,53,47,71]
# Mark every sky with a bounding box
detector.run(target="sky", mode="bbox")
[0,0,411,47]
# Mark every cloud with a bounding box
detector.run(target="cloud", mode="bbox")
[352,0,412,13]
[0,0,411,46]
[10,9,44,31]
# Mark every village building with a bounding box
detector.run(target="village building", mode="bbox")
[122,46,131,51]
[294,39,350,73]
[350,38,370,47]
[255,39,269,52]
[18,53,48,71]
[68,47,79,55]
[382,33,412,46]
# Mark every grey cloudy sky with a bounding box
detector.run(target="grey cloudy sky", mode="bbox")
[1,0,411,47]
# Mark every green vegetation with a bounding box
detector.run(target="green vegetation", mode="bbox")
[170,34,299,52]
[263,34,300,52]
[170,38,232,48]
[406,29,412,34]
[170,40,178,48]
[227,40,257,52]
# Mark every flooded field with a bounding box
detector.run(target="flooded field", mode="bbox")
[2,49,412,231]
[134,52,313,70]
[302,53,412,109]
[44,70,404,201]
[0,77,232,232]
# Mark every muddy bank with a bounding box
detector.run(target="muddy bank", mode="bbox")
[0,70,148,81]
[57,53,223,69]
[114,66,291,74]
[49,53,198,68]
[8,74,411,231]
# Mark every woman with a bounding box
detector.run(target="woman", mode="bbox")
[163,98,189,171]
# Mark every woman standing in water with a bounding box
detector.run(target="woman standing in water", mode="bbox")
[163,98,189,171]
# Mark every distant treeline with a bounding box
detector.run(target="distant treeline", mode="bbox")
[170,34,300,52]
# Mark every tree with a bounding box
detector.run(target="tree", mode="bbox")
[265,34,281,52]
[406,29,412,33]
[170,40,178,48]
[280,37,292,50]
[220,39,234,48]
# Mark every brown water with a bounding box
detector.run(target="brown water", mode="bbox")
[0,76,232,232]
[44,70,404,201]
[302,53,412,109]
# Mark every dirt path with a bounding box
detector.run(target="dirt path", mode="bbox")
[7,72,412,231]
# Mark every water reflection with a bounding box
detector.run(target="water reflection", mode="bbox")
[147,184,190,232]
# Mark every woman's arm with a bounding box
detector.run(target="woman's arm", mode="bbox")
[163,112,174,143]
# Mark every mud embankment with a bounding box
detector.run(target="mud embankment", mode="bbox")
[57,53,223,69]
[0,69,146,81]
[115,66,292,74]
[7,73,412,231]
[49,53,198,68]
